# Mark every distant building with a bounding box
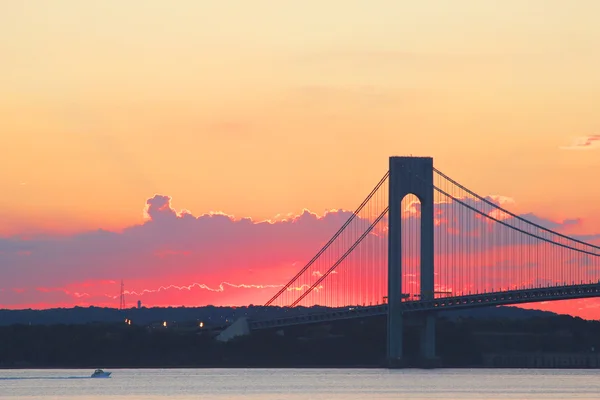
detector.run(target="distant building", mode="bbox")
[137,300,142,309]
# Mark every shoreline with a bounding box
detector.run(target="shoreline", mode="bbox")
[2,364,600,370]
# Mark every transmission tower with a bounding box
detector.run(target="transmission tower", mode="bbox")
[119,280,126,310]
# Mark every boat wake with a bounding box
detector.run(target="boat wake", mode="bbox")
[0,376,93,380]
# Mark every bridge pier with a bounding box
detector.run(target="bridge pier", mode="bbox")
[387,157,404,367]
[417,313,441,368]
[386,310,406,368]
[387,156,438,368]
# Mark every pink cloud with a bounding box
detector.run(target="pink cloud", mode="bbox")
[0,195,357,307]
[560,134,600,150]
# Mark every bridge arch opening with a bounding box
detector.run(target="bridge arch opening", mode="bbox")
[400,193,422,300]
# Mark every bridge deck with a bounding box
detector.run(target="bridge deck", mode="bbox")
[249,283,600,330]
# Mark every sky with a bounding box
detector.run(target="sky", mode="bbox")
[1,1,599,317]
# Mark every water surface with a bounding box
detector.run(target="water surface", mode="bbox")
[1,368,599,399]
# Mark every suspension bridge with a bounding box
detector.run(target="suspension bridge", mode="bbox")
[218,156,600,368]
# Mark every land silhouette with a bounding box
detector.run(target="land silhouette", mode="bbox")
[2,305,599,368]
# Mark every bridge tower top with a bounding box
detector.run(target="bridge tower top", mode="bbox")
[390,155,433,160]
[388,156,433,202]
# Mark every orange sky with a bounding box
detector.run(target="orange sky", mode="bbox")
[1,1,599,316]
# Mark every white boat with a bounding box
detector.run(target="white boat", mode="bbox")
[91,369,112,378]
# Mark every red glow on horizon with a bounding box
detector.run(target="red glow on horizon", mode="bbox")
[0,194,598,322]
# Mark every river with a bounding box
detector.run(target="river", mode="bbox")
[1,368,599,399]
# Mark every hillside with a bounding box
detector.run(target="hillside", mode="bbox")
[0,304,557,327]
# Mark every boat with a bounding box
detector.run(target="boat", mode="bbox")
[90,369,112,378]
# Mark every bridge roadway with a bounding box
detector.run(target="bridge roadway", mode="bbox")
[249,283,600,331]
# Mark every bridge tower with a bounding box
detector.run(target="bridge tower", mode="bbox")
[387,156,437,367]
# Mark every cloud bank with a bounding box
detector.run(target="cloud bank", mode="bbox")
[0,194,598,318]
[0,195,355,308]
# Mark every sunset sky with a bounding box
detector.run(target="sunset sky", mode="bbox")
[1,1,599,317]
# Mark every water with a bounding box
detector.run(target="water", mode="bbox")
[1,368,600,399]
